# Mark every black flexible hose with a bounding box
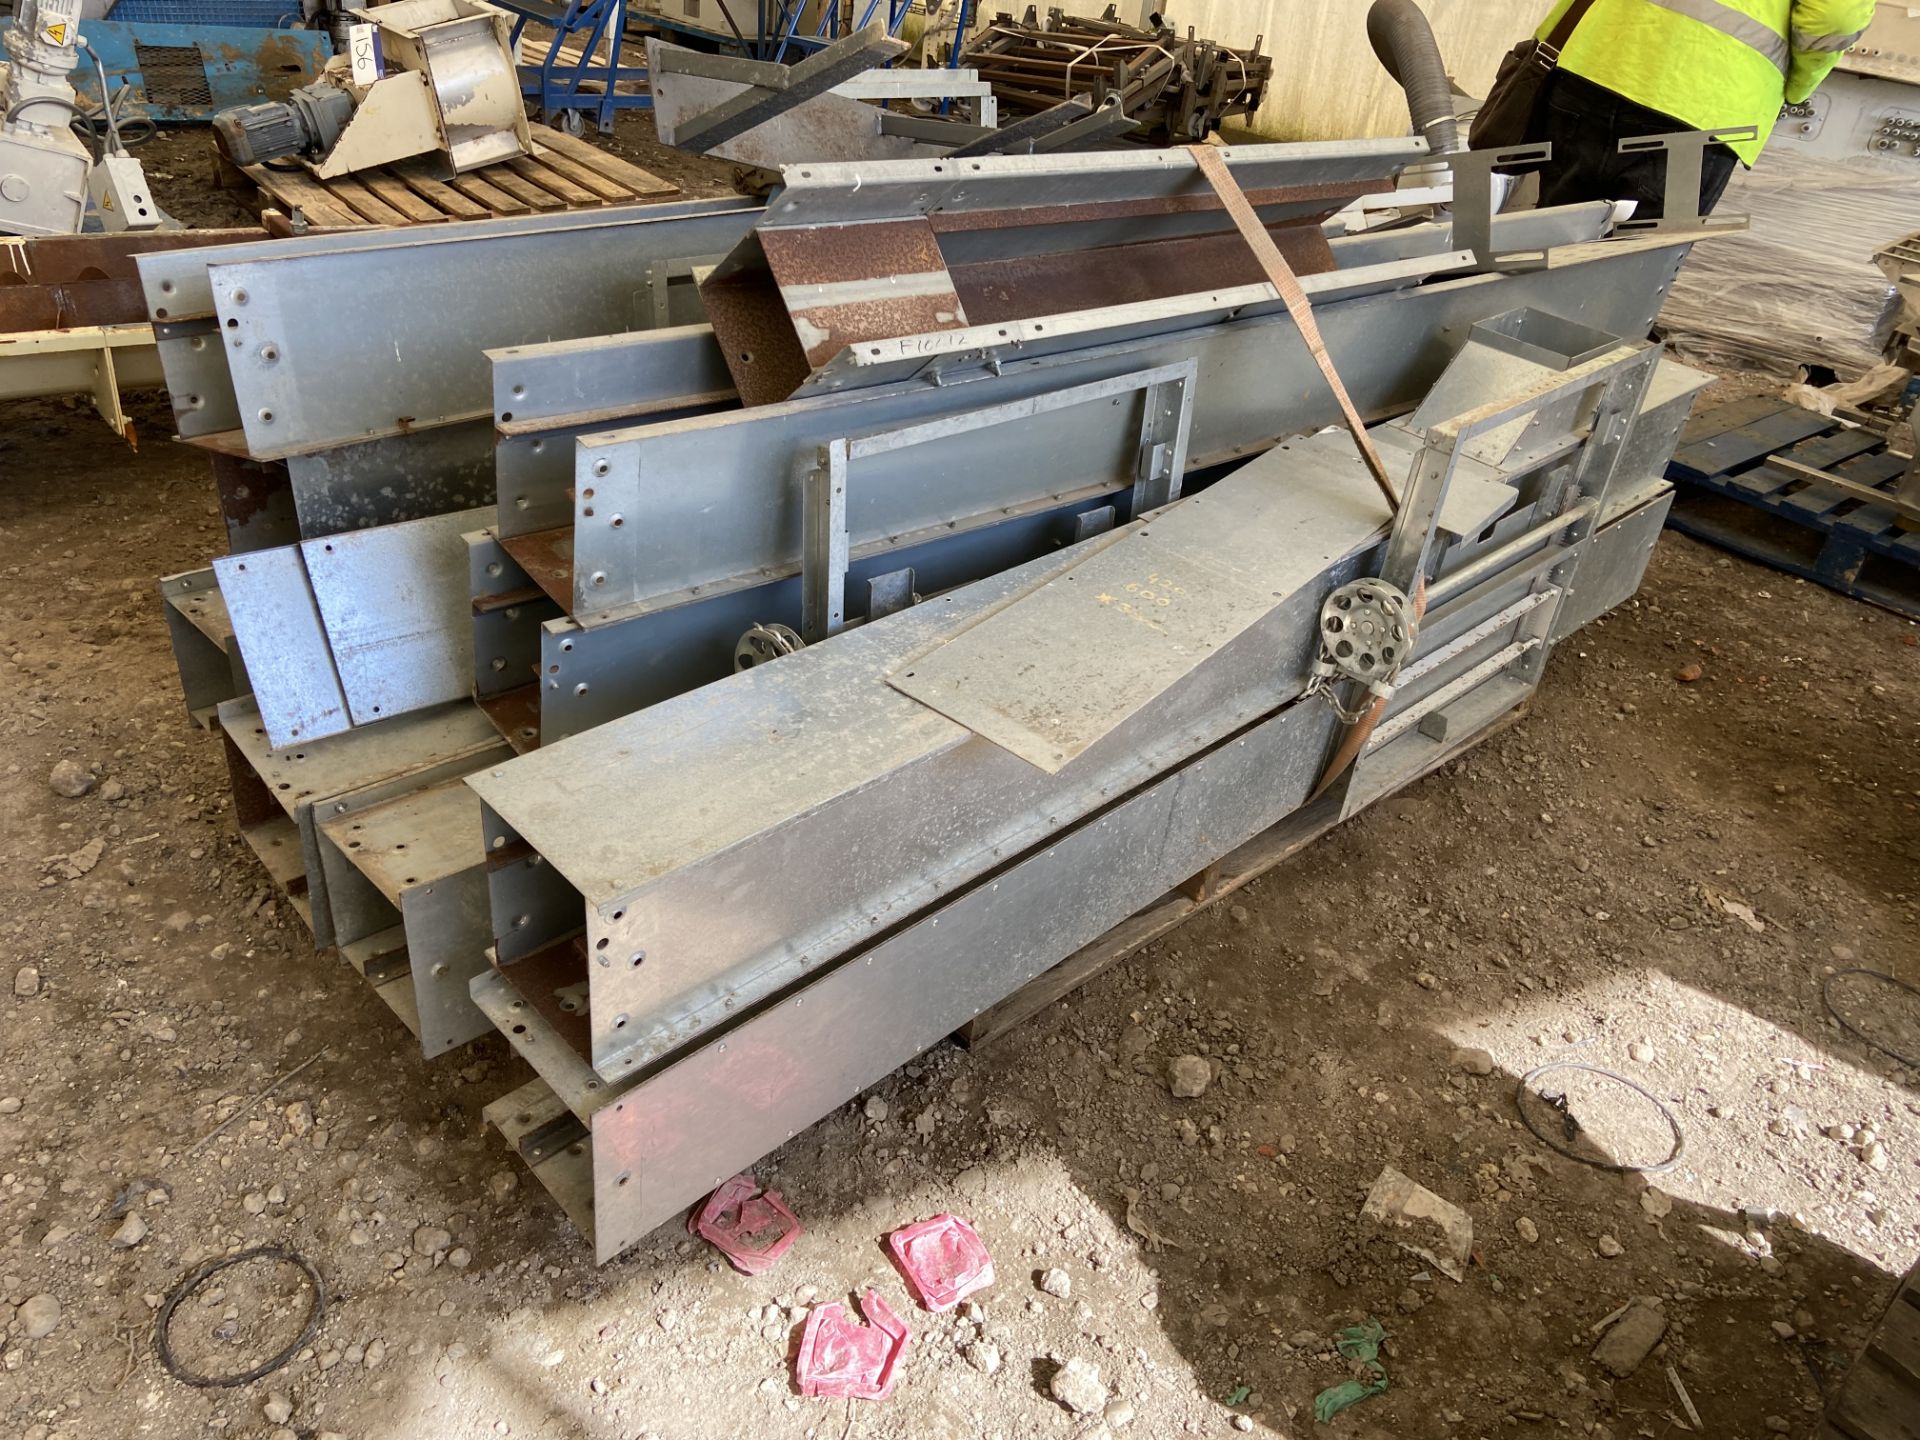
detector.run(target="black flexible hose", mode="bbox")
[1365,0,1460,156]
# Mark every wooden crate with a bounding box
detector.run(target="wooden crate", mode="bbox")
[240,128,677,229]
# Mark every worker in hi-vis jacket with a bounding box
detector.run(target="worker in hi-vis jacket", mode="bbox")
[1526,0,1877,217]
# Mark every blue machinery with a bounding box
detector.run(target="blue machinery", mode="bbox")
[498,1,952,136]
[67,13,331,124]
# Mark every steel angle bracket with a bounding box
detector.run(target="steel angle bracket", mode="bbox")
[160,568,249,727]
[800,360,1197,642]
[1443,144,1553,271]
[1612,127,1757,236]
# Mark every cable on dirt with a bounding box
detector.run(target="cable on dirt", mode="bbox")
[1822,968,1920,1070]
[1515,1061,1685,1175]
[153,1245,326,1388]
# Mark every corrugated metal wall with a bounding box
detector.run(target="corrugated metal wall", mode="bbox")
[1039,0,1547,139]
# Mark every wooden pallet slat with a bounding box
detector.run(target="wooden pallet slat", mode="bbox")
[445,171,533,215]
[479,165,570,211]
[358,171,447,224]
[389,160,493,221]
[242,131,679,229]
[324,175,412,228]
[534,128,676,197]
[525,142,637,202]
[1665,398,1920,621]
[502,154,600,207]
[240,163,367,230]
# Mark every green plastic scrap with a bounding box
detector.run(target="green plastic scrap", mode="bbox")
[1225,1385,1251,1407]
[1312,1317,1390,1424]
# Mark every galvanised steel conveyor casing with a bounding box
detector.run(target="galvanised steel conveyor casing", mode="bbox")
[462,310,1683,1260]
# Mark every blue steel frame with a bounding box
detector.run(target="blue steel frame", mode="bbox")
[68,19,332,124]
[497,0,654,131]
[766,0,916,63]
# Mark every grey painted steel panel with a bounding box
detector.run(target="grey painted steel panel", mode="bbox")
[205,207,762,459]
[491,326,737,540]
[160,569,245,723]
[287,421,496,538]
[471,969,607,1119]
[580,692,1338,1261]
[136,195,762,323]
[220,695,506,952]
[213,546,346,748]
[319,779,497,1058]
[571,242,1691,628]
[1605,359,1710,525]
[469,458,1385,1078]
[304,507,490,728]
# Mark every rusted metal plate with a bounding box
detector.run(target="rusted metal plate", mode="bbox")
[497,527,575,613]
[949,222,1334,325]
[762,219,969,372]
[1,230,264,332]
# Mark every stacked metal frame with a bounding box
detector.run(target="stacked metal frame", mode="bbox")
[144,140,1711,1259]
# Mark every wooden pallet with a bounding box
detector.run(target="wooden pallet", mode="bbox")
[240,128,677,229]
[1665,397,1920,620]
[1819,1257,1920,1440]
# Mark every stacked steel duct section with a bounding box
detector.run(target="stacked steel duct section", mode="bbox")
[146,143,1712,1260]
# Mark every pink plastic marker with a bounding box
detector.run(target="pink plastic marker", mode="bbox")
[886,1213,996,1311]
[794,1289,910,1401]
[687,1172,801,1276]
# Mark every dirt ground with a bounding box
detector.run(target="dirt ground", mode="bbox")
[1,116,1918,1440]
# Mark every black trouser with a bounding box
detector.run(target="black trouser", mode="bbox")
[1536,70,1740,220]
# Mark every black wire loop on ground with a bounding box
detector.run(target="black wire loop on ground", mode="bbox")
[1515,1061,1686,1175]
[153,1245,326,1388]
[1822,968,1920,1071]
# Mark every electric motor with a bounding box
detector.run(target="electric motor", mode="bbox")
[210,83,354,167]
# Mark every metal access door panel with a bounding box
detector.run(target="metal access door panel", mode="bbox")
[583,692,1337,1262]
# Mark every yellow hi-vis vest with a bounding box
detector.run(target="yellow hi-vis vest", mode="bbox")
[1535,0,1877,164]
